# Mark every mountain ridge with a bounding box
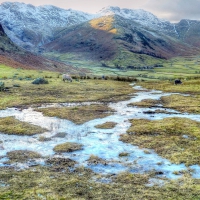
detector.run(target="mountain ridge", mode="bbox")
[0,22,88,73]
[1,2,198,51]
[0,2,200,68]
[44,15,199,62]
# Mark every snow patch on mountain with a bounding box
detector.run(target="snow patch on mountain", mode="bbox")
[0,3,183,51]
[97,6,177,37]
[0,2,94,50]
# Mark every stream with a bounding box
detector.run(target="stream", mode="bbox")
[0,84,200,180]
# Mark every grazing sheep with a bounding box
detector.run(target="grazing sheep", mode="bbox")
[174,79,182,85]
[62,74,72,82]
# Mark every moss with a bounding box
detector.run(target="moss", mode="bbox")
[0,117,47,135]
[87,155,107,165]
[95,122,117,129]
[160,94,200,114]
[38,136,51,142]
[6,150,42,163]
[120,117,200,166]
[119,152,129,157]
[0,165,200,199]
[37,104,114,124]
[46,157,77,168]
[53,142,83,153]
[129,95,200,114]
[129,99,159,108]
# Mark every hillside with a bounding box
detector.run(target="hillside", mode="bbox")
[1,3,200,69]
[175,19,200,48]
[0,2,93,51]
[43,15,200,68]
[0,23,86,73]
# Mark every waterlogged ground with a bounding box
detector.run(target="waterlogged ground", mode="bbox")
[0,84,200,181]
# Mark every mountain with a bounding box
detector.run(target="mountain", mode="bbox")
[0,3,200,68]
[0,2,94,51]
[97,6,179,38]
[175,19,200,48]
[0,23,86,73]
[0,3,181,51]
[43,15,199,68]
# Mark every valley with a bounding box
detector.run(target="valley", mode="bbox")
[0,65,200,199]
[0,2,200,199]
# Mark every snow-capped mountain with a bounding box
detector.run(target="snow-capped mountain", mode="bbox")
[97,6,179,38]
[0,2,199,61]
[0,2,94,51]
[0,22,78,72]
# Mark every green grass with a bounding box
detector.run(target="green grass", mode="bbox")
[129,94,200,114]
[138,79,200,94]
[0,166,200,199]
[120,118,200,166]
[0,65,135,110]
[129,99,159,108]
[37,105,114,125]
[43,52,200,81]
[53,142,83,153]
[87,154,107,165]
[0,64,59,79]
[1,62,200,199]
[0,117,47,135]
[95,122,117,129]
[133,79,200,114]
[6,150,42,163]
[160,95,200,114]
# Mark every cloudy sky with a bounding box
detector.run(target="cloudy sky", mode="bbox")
[0,0,200,22]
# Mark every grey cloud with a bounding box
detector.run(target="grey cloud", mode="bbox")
[143,0,200,21]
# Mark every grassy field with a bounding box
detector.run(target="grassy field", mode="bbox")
[129,94,200,114]
[53,142,83,153]
[0,117,47,135]
[95,122,117,129]
[1,165,200,200]
[120,118,200,166]
[0,65,135,110]
[36,105,114,124]
[1,63,200,199]
[43,53,200,81]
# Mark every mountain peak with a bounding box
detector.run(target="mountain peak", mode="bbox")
[98,6,121,13]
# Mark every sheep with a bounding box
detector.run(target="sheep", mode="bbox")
[62,74,72,82]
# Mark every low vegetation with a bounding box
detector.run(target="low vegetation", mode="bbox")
[0,117,46,135]
[129,94,200,114]
[0,65,135,110]
[6,150,42,163]
[138,79,200,94]
[37,104,114,124]
[129,99,159,108]
[0,165,200,199]
[32,77,48,84]
[45,157,77,168]
[1,62,200,199]
[87,154,107,165]
[119,152,129,157]
[95,122,117,129]
[53,142,83,153]
[160,95,200,114]
[120,117,200,166]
